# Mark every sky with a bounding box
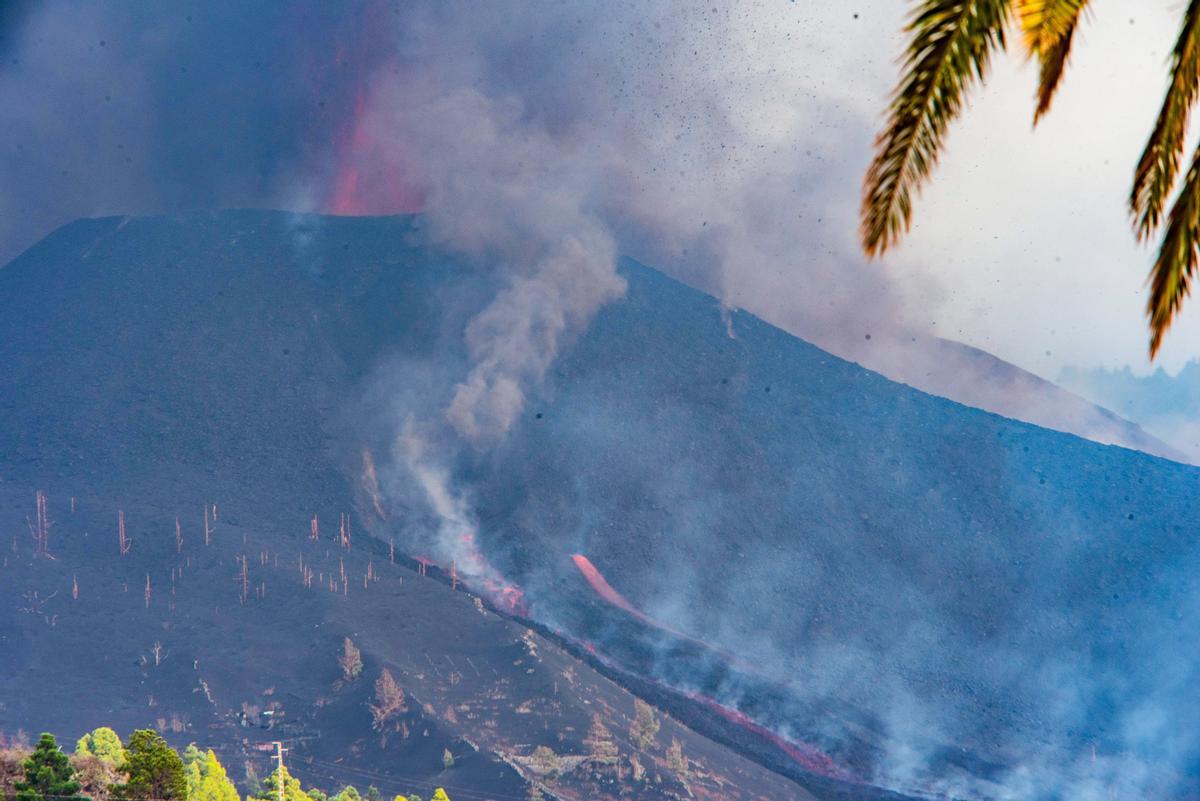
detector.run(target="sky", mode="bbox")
[878,2,1200,377]
[1,1,1197,379]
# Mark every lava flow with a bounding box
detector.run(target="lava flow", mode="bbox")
[570,553,749,664]
[570,552,855,784]
[689,693,854,782]
[570,554,645,618]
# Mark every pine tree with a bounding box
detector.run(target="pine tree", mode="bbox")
[365,786,381,801]
[187,749,238,801]
[111,730,187,801]
[330,785,361,801]
[338,638,363,682]
[666,737,688,780]
[15,733,85,801]
[182,745,204,771]
[257,766,307,801]
[74,728,125,767]
[583,715,618,765]
[629,700,660,751]
[368,670,406,731]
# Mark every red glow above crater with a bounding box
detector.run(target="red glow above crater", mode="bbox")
[326,87,423,216]
[307,3,423,217]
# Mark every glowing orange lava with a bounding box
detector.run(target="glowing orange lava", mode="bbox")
[570,554,644,617]
[569,552,854,781]
[689,693,854,781]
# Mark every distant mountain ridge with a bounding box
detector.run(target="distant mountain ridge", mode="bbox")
[1059,360,1200,461]
[836,333,1188,463]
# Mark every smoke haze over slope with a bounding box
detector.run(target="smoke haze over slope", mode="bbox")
[5,212,1199,801]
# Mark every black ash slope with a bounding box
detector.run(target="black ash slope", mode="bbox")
[2,211,1198,799]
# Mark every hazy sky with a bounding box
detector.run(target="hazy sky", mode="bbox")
[2,1,1196,378]
[832,2,1197,376]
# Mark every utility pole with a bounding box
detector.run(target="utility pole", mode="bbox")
[273,741,287,801]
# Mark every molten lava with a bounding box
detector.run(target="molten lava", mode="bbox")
[569,551,855,784]
[570,554,644,618]
[690,693,854,782]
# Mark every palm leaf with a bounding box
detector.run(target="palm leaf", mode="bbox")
[1016,0,1090,122]
[1131,0,1200,242]
[861,0,1012,257]
[1017,0,1088,51]
[1147,140,1200,357]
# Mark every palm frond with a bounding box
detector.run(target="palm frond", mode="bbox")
[1131,0,1200,242]
[1017,0,1088,52]
[1147,140,1200,357]
[1016,0,1090,122]
[861,0,1012,257]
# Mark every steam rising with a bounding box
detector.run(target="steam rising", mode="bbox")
[364,84,627,442]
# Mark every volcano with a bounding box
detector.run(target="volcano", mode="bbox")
[2,210,1199,800]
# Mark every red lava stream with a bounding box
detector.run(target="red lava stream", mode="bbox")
[569,552,856,783]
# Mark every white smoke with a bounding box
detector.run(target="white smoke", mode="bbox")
[353,80,625,444]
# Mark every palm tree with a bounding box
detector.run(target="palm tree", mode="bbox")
[862,0,1200,357]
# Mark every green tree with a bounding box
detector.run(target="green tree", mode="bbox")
[629,700,660,751]
[112,730,187,801]
[529,747,560,780]
[185,749,238,801]
[364,787,381,801]
[308,790,328,801]
[862,0,1200,356]
[257,766,307,801]
[75,728,125,767]
[329,785,361,801]
[182,745,204,771]
[15,734,84,801]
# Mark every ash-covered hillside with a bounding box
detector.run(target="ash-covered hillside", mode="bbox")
[0,484,813,801]
[2,211,1199,800]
